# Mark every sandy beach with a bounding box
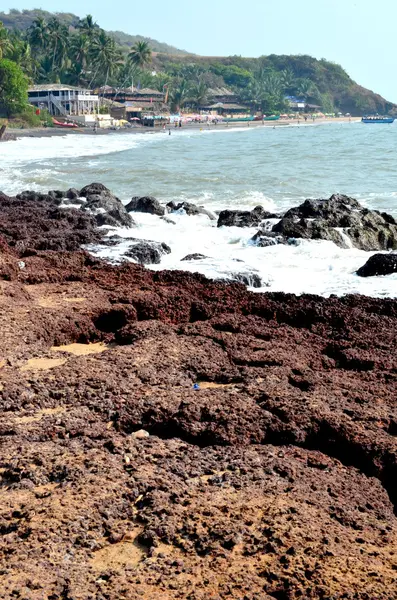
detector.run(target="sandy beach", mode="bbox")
[2,116,361,140]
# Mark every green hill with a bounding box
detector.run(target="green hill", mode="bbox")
[152,53,396,116]
[0,9,189,55]
[1,9,395,116]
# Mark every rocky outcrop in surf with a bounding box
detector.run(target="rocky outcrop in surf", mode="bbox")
[258,194,397,251]
[126,196,165,216]
[357,252,397,277]
[167,200,216,220]
[218,205,278,228]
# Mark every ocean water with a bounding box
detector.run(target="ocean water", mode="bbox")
[2,122,397,298]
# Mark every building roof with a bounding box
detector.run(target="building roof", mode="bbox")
[28,84,89,93]
[205,103,248,110]
[134,88,165,96]
[99,98,125,108]
[126,102,168,112]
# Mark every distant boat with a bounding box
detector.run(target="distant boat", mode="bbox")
[362,116,395,124]
[52,119,79,129]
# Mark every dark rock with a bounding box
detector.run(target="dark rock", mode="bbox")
[220,271,263,288]
[80,184,134,228]
[124,240,171,264]
[250,231,286,247]
[16,190,55,204]
[273,195,397,251]
[272,218,348,248]
[283,194,361,224]
[66,188,80,200]
[125,196,165,216]
[181,254,209,261]
[47,190,66,201]
[79,183,111,197]
[357,253,397,277]
[166,201,216,221]
[217,206,277,228]
[160,216,176,225]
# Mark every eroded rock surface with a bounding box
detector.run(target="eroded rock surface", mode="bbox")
[218,205,278,228]
[0,191,396,599]
[269,194,397,250]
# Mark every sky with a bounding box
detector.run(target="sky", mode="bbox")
[4,0,397,102]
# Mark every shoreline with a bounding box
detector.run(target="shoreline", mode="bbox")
[4,116,361,140]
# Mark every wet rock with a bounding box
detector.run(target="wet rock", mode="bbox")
[125,196,165,216]
[80,183,110,196]
[273,195,397,250]
[357,253,397,277]
[217,206,277,228]
[181,253,209,261]
[124,240,171,264]
[250,231,286,247]
[272,218,348,247]
[283,194,362,223]
[160,216,176,225]
[47,190,67,202]
[80,183,134,228]
[166,201,216,221]
[219,271,263,288]
[66,188,80,200]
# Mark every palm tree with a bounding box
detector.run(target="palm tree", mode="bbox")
[47,18,69,72]
[170,78,190,112]
[71,34,90,71]
[91,31,122,88]
[128,41,152,69]
[280,67,296,94]
[189,80,211,110]
[296,78,318,99]
[0,22,13,60]
[153,72,170,93]
[77,15,99,39]
[28,17,49,52]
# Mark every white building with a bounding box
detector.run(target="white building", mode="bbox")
[28,84,99,117]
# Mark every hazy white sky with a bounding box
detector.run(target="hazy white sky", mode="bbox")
[4,0,397,101]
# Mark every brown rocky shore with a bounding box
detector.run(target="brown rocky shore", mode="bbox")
[0,187,396,600]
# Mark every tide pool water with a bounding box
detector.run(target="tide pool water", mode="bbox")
[2,122,397,297]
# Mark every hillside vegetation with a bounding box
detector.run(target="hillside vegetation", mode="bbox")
[0,9,395,117]
[0,9,188,55]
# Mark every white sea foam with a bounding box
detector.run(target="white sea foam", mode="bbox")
[85,211,397,299]
[2,124,397,298]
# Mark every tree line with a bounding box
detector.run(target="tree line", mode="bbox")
[1,12,386,119]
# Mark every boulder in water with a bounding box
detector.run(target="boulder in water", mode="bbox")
[80,183,134,228]
[217,206,277,228]
[124,240,171,264]
[181,253,209,261]
[272,218,349,248]
[356,253,397,277]
[250,231,286,247]
[167,201,216,221]
[125,196,165,216]
[270,195,397,251]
